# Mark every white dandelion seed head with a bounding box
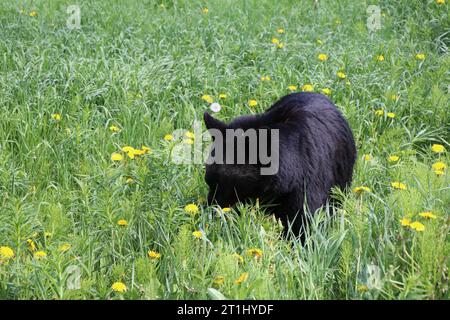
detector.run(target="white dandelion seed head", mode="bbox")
[210,102,221,113]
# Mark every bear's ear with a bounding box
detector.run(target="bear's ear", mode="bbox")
[204,112,226,131]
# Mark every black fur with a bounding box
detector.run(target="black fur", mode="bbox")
[204,92,356,235]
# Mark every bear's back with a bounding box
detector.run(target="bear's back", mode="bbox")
[265,92,353,144]
[266,92,341,122]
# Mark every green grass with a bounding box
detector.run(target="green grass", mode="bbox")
[0,0,449,299]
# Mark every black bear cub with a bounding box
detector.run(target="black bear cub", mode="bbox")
[204,92,356,235]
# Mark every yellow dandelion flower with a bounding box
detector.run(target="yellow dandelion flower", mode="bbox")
[409,221,425,232]
[27,239,37,251]
[192,230,203,239]
[336,71,346,79]
[148,250,161,260]
[117,219,128,227]
[164,134,174,141]
[141,146,151,154]
[419,211,436,219]
[301,84,314,92]
[109,125,120,132]
[386,112,396,118]
[276,28,285,34]
[432,162,446,171]
[246,248,263,259]
[111,153,123,161]
[288,85,297,91]
[388,155,399,163]
[184,203,199,215]
[202,7,209,14]
[436,0,445,4]
[219,93,227,99]
[51,113,61,121]
[128,149,145,159]
[260,76,271,81]
[391,182,407,190]
[248,99,258,107]
[363,154,371,161]
[376,55,385,62]
[201,95,214,104]
[122,146,136,153]
[431,144,445,153]
[213,275,225,286]
[29,11,38,17]
[434,169,445,176]
[321,88,331,95]
[353,186,371,194]
[318,53,328,61]
[185,131,195,139]
[112,282,127,293]
[121,146,135,153]
[59,243,71,253]
[222,207,231,213]
[415,53,425,61]
[231,253,244,263]
[271,37,280,44]
[390,94,399,101]
[34,251,47,259]
[234,272,249,285]
[232,253,244,264]
[0,246,15,261]
[277,43,284,49]
[400,217,411,227]
[375,109,384,116]
[127,148,145,158]
[357,284,369,293]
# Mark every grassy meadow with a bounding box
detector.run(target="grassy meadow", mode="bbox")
[0,0,449,299]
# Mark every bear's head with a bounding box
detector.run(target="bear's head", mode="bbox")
[203,112,279,207]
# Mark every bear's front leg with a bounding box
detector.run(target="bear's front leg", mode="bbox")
[274,190,306,238]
